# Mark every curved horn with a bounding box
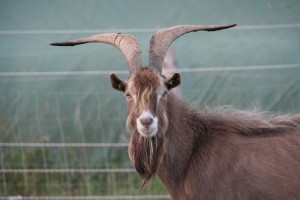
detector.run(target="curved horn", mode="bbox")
[148,24,236,74]
[51,33,142,75]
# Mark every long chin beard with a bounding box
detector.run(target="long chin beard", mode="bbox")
[129,130,165,188]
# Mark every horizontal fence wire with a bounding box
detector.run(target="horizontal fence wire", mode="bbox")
[0,168,135,173]
[0,143,129,147]
[0,143,131,173]
[0,195,171,200]
[0,23,299,34]
[0,64,299,77]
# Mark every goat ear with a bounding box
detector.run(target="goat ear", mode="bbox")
[166,73,181,90]
[110,73,126,92]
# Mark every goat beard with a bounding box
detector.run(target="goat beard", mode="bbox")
[129,129,165,188]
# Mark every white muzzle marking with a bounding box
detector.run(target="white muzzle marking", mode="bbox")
[137,111,158,138]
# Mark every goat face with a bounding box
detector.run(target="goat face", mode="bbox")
[110,68,180,186]
[110,68,181,138]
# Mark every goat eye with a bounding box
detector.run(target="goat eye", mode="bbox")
[162,91,168,97]
[125,93,131,98]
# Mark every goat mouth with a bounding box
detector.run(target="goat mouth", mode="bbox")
[138,128,158,138]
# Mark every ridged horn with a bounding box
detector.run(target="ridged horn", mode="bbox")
[148,24,236,74]
[51,33,142,75]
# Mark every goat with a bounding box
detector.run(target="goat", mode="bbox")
[51,24,300,200]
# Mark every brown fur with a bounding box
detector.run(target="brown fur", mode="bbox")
[156,93,300,200]
[129,130,166,187]
[119,68,300,199]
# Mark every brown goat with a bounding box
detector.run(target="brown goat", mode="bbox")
[51,24,300,200]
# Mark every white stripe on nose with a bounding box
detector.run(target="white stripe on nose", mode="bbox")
[137,111,158,138]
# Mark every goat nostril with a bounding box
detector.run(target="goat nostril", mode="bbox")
[140,117,153,127]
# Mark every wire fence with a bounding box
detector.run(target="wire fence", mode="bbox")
[0,23,299,34]
[1,195,171,200]
[0,64,300,77]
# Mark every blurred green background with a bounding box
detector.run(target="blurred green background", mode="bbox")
[0,0,299,199]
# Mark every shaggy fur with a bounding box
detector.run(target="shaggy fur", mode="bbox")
[158,94,299,200]
[124,68,300,200]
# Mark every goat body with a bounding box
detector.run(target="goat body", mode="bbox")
[157,93,300,200]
